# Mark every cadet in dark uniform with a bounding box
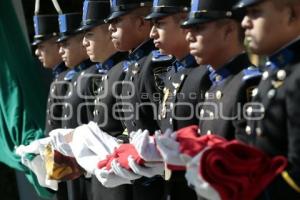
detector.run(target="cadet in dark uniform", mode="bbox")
[145,1,211,199]
[234,0,300,199]
[104,0,172,199]
[182,0,261,140]
[33,14,68,136]
[56,11,93,200]
[32,14,68,200]
[57,12,93,129]
[78,0,130,200]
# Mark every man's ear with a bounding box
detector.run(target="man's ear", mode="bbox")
[223,21,234,40]
[286,5,295,24]
[136,16,146,30]
[287,3,300,25]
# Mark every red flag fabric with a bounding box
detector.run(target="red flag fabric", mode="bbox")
[176,125,225,157]
[199,140,287,200]
[97,144,145,170]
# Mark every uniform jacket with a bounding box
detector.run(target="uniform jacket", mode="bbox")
[119,39,174,135]
[239,39,300,200]
[92,52,128,139]
[60,59,94,128]
[44,62,67,135]
[159,54,211,132]
[199,53,261,140]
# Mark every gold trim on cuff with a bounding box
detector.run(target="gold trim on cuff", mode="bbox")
[281,171,300,193]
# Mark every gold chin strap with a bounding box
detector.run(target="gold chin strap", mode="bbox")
[34,0,40,15]
[281,171,300,193]
[51,0,63,14]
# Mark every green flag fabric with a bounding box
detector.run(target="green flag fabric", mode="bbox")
[0,0,54,198]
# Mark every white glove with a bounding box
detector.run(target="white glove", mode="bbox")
[128,155,164,178]
[94,168,131,188]
[110,159,142,180]
[130,129,162,162]
[185,151,221,200]
[49,128,74,157]
[155,129,186,167]
[70,122,120,174]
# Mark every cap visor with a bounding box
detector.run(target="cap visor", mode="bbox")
[105,11,127,23]
[233,0,261,9]
[144,12,169,20]
[77,21,105,32]
[181,18,215,28]
[56,35,69,43]
[32,39,42,46]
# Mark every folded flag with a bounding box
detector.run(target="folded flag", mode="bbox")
[44,144,85,181]
[70,122,120,174]
[186,139,287,200]
[158,125,224,171]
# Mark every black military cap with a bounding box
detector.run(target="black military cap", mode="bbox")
[234,0,262,9]
[77,0,111,32]
[105,0,152,23]
[32,15,59,46]
[145,0,190,20]
[181,0,240,28]
[57,13,82,43]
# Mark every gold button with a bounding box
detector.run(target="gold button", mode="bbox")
[200,109,204,117]
[205,92,209,99]
[246,107,253,116]
[256,127,262,136]
[180,74,185,81]
[215,75,222,82]
[277,70,286,81]
[262,71,269,80]
[252,88,258,97]
[267,89,276,99]
[245,126,251,135]
[216,90,222,100]
[170,103,174,109]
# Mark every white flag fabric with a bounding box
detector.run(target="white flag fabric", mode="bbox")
[70,122,120,174]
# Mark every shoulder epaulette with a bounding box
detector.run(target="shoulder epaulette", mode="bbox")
[152,50,173,62]
[64,70,77,81]
[242,66,262,81]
